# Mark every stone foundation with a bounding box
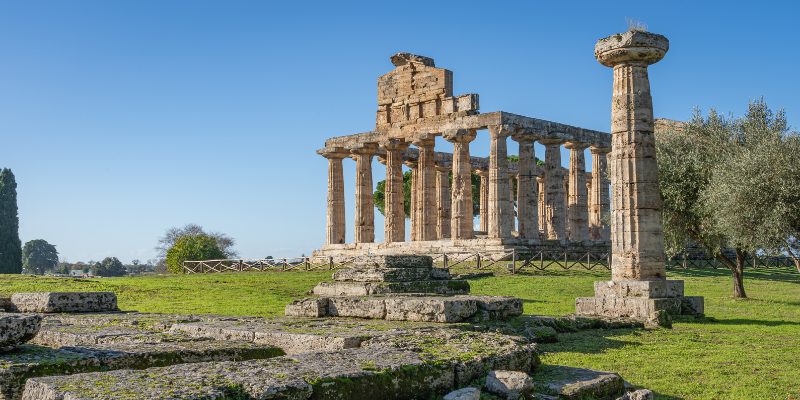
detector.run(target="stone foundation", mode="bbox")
[9,292,118,313]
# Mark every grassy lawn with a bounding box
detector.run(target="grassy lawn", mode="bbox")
[1,266,798,399]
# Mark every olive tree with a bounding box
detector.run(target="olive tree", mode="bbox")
[656,99,800,298]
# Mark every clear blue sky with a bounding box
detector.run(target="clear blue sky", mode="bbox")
[2,1,797,263]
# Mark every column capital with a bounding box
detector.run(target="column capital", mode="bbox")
[349,143,379,155]
[474,168,489,177]
[589,146,612,154]
[317,147,350,159]
[539,138,565,146]
[563,141,589,150]
[488,124,515,139]
[443,128,477,144]
[403,159,417,168]
[535,175,545,183]
[435,161,452,172]
[411,134,436,147]
[381,138,410,152]
[511,131,540,143]
[595,30,669,67]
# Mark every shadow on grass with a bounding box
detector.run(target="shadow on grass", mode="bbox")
[676,315,800,327]
[539,328,641,355]
[669,266,800,284]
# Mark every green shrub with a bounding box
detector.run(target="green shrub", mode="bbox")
[165,234,225,274]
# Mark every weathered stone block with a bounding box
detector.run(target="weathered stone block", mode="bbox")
[0,313,42,351]
[471,296,523,320]
[351,254,433,269]
[575,296,682,327]
[327,296,387,319]
[384,297,477,322]
[10,292,118,313]
[284,297,329,317]
[617,389,654,400]
[312,280,470,296]
[430,267,451,280]
[680,296,704,316]
[444,387,480,400]
[332,267,432,282]
[485,370,534,400]
[593,280,684,298]
[534,365,624,400]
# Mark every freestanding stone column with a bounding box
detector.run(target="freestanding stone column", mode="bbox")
[487,125,513,239]
[565,142,589,242]
[513,136,539,239]
[320,148,348,245]
[444,129,477,240]
[414,137,437,241]
[435,162,452,239]
[576,30,703,326]
[541,139,566,241]
[351,143,378,243]
[383,139,409,243]
[476,168,489,233]
[589,147,611,241]
[536,175,546,237]
[404,159,418,241]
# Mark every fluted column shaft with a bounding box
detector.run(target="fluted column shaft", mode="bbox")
[590,147,611,241]
[536,176,545,237]
[404,160,418,241]
[445,129,477,240]
[566,142,589,242]
[435,165,451,239]
[542,140,566,241]
[487,125,512,239]
[322,150,347,245]
[513,137,538,239]
[477,169,489,233]
[352,145,377,243]
[383,140,408,243]
[414,138,437,241]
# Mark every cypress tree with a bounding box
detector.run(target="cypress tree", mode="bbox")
[0,168,22,273]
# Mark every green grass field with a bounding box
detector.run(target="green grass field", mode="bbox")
[1,267,798,400]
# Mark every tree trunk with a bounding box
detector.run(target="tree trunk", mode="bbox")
[793,258,800,274]
[715,249,747,299]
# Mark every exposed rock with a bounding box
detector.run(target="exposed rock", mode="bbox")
[389,52,435,67]
[327,296,387,319]
[0,313,42,351]
[524,326,558,343]
[333,267,433,282]
[485,370,534,399]
[617,389,654,400]
[10,292,118,313]
[443,387,480,400]
[533,365,624,400]
[0,299,11,312]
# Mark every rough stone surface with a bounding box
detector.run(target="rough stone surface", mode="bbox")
[312,280,470,296]
[284,298,328,318]
[617,389,654,400]
[443,387,480,400]
[352,255,433,269]
[384,297,477,323]
[593,280,684,298]
[485,370,534,400]
[10,292,118,313]
[333,267,433,282]
[327,296,387,319]
[0,314,41,352]
[0,300,11,313]
[533,365,624,400]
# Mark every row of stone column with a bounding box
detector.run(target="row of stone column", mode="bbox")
[321,128,610,245]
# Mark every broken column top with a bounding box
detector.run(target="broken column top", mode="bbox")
[595,30,669,67]
[352,255,433,269]
[389,52,435,67]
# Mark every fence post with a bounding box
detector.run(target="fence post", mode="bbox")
[329,256,334,270]
[476,253,481,270]
[511,249,517,274]
[305,257,310,271]
[443,254,448,269]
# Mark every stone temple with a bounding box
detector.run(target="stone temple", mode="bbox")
[314,52,614,259]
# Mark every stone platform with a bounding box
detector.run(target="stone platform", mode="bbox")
[9,292,118,313]
[575,280,704,327]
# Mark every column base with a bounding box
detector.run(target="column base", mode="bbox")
[575,280,704,327]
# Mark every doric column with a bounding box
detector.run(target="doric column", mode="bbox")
[319,148,348,245]
[509,174,516,233]
[476,168,489,233]
[435,162,452,239]
[404,159,418,241]
[565,142,589,242]
[541,139,566,241]
[596,30,668,281]
[383,139,409,243]
[536,175,546,237]
[487,125,513,239]
[444,129,477,240]
[589,147,611,241]
[413,137,437,241]
[512,135,539,239]
[351,143,378,243]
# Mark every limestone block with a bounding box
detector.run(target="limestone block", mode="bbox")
[352,255,433,269]
[0,313,42,351]
[617,389,654,400]
[10,292,118,313]
[312,280,470,296]
[430,267,451,280]
[575,296,682,327]
[485,370,534,400]
[536,365,624,400]
[593,280,684,298]
[680,296,704,316]
[384,297,477,322]
[284,298,329,318]
[470,296,523,320]
[332,267,432,282]
[327,297,387,319]
[444,387,480,400]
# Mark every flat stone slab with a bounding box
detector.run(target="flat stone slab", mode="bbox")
[286,295,522,323]
[312,279,470,296]
[532,365,624,400]
[1,341,284,400]
[333,267,434,282]
[24,329,538,400]
[0,314,42,352]
[352,254,433,269]
[9,292,118,313]
[593,280,684,298]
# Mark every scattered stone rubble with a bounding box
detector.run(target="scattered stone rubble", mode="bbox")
[0,314,41,351]
[288,255,523,323]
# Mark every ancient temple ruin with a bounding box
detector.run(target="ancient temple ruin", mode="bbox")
[314,52,613,259]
